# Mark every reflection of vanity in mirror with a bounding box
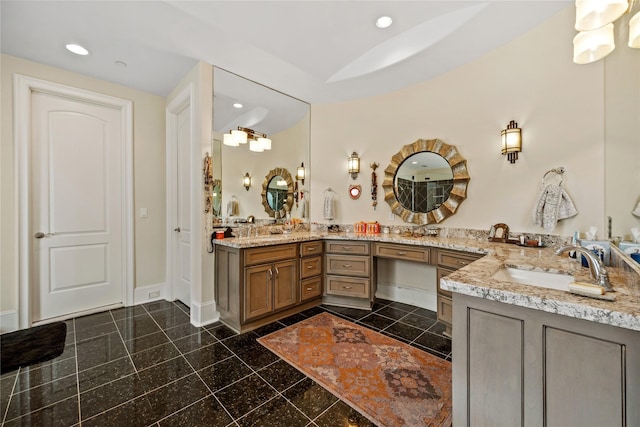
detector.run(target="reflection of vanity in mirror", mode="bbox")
[212,67,310,224]
[382,138,470,225]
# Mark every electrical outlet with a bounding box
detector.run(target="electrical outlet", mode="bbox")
[140,208,148,218]
[148,290,160,299]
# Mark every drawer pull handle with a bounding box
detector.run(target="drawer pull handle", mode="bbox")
[306,287,314,291]
[397,251,407,255]
[342,286,353,289]
[342,246,352,250]
[308,247,316,251]
[457,261,468,265]
[307,265,314,269]
[274,267,279,277]
[342,264,352,268]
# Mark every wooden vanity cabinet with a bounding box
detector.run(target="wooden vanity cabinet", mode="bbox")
[324,240,375,309]
[299,241,323,302]
[216,242,313,332]
[244,244,298,322]
[435,249,483,336]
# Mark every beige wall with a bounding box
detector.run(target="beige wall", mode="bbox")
[310,6,607,237]
[1,54,166,313]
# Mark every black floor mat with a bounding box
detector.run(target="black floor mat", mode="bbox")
[1,322,67,374]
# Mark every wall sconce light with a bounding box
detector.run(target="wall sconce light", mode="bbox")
[296,162,305,185]
[348,152,360,179]
[501,120,522,164]
[243,172,251,191]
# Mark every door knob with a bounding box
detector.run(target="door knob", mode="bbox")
[174,227,181,232]
[34,232,54,239]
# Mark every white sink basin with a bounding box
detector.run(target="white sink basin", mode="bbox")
[492,267,574,292]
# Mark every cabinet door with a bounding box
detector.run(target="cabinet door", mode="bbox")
[273,260,297,311]
[244,264,273,321]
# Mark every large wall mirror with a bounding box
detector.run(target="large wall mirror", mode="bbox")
[605,25,640,242]
[382,138,470,225]
[213,67,310,222]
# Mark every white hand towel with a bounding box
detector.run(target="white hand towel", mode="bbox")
[323,193,335,220]
[532,184,578,232]
[633,201,640,217]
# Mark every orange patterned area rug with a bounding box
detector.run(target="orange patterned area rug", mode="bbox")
[258,312,452,427]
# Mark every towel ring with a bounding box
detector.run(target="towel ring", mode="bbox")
[543,167,565,185]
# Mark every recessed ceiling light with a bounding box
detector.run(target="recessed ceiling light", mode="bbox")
[65,43,89,56]
[376,16,393,29]
[411,161,418,164]
[233,103,243,109]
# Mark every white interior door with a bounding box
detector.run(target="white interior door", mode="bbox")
[31,91,124,322]
[174,104,191,307]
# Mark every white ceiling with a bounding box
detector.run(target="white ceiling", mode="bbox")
[1,1,571,103]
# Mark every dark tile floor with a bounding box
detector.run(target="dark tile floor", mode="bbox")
[0,298,451,427]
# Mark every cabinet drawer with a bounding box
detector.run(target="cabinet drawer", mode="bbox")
[300,241,323,257]
[436,267,454,297]
[325,254,370,277]
[244,244,297,266]
[436,249,482,269]
[300,255,322,279]
[325,240,370,255]
[374,243,430,263]
[325,275,370,298]
[300,276,322,301]
[437,294,452,326]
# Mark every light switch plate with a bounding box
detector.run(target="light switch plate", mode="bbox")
[140,208,148,218]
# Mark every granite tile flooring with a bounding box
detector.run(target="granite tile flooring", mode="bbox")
[0,298,452,427]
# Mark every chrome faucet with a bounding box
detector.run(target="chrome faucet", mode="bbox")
[555,245,613,292]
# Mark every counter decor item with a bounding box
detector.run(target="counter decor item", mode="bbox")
[488,223,509,243]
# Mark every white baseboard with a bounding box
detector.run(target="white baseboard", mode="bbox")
[376,284,437,312]
[190,300,219,327]
[0,310,19,334]
[133,283,167,305]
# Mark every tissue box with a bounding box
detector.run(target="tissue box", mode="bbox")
[619,242,640,264]
[578,240,611,266]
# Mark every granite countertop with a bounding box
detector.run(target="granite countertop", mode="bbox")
[212,231,640,332]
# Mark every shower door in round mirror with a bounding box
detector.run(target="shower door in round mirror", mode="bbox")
[382,138,470,225]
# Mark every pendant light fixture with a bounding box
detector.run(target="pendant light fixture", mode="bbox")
[573,0,640,64]
[223,127,271,151]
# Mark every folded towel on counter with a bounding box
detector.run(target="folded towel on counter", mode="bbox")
[532,184,578,232]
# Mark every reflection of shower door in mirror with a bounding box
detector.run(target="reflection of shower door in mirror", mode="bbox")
[174,103,191,307]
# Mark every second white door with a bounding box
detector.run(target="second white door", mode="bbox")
[174,103,191,307]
